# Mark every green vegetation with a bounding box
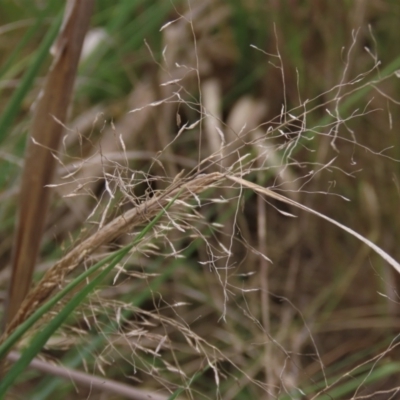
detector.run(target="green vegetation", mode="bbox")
[0,1,400,399]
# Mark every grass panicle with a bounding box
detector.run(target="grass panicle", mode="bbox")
[0,1,400,399]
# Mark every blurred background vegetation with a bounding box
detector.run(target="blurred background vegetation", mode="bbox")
[1,0,400,399]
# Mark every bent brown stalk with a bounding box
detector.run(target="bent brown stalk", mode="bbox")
[4,171,400,343]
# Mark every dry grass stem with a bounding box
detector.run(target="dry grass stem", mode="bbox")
[227,175,400,274]
[7,351,175,400]
[4,0,95,328]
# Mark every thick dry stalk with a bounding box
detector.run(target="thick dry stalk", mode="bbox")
[1,172,222,341]
[4,1,94,328]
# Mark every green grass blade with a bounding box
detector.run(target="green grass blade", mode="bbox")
[326,363,400,398]
[0,189,182,374]
[0,243,127,361]
[0,15,44,82]
[168,368,207,400]
[0,247,127,395]
[279,362,400,399]
[318,54,400,127]
[30,250,185,400]
[0,11,62,144]
[31,194,247,398]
